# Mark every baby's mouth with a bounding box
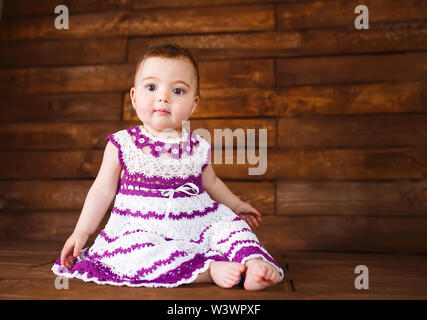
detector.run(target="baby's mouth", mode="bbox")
[155,110,170,115]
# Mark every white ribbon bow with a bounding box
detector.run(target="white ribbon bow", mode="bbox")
[159,182,200,219]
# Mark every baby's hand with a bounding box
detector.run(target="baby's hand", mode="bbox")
[233,201,262,229]
[60,230,90,269]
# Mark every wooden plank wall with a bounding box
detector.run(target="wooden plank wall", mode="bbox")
[0,0,426,253]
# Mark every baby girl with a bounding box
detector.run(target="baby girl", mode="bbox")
[51,43,284,290]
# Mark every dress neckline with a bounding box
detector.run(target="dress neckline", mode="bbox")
[127,125,200,159]
[139,125,189,144]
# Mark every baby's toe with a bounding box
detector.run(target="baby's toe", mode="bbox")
[274,270,281,282]
[225,278,237,288]
[227,275,239,284]
[259,265,269,277]
[263,268,271,280]
[268,268,280,283]
[266,268,275,280]
[231,263,245,273]
[253,268,266,281]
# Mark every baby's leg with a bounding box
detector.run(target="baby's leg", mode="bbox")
[193,261,245,288]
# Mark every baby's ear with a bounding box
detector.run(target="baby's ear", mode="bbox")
[191,96,199,114]
[129,87,136,108]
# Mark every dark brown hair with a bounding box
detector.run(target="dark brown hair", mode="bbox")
[134,43,200,97]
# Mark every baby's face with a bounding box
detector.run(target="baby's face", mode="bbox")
[130,57,199,134]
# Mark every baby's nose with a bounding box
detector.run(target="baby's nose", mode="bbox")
[157,90,170,103]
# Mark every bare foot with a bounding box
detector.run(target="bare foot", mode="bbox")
[209,261,246,289]
[243,258,280,291]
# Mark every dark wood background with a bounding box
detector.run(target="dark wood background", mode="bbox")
[0,0,426,254]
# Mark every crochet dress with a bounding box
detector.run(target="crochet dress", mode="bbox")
[51,124,285,287]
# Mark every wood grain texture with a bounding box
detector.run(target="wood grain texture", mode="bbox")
[0,38,128,68]
[276,180,427,216]
[1,247,426,299]
[198,59,274,88]
[0,93,122,123]
[0,150,103,179]
[263,82,427,117]
[277,52,427,86]
[277,0,426,30]
[132,0,300,11]
[207,147,427,180]
[2,0,132,17]
[128,23,427,61]
[0,65,134,94]
[0,122,129,150]
[278,114,427,148]
[267,147,427,180]
[2,0,295,16]
[0,4,274,40]
[257,216,427,254]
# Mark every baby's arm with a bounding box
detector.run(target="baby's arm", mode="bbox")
[202,163,261,228]
[60,141,121,267]
[73,141,122,235]
[202,163,242,211]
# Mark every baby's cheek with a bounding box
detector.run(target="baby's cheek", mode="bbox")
[136,105,153,120]
[173,107,192,121]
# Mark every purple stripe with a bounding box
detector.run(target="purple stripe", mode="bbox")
[99,230,118,243]
[86,248,188,275]
[124,171,202,184]
[134,250,188,277]
[190,225,212,244]
[89,248,189,276]
[86,242,155,259]
[99,229,173,244]
[223,239,262,259]
[100,226,210,246]
[121,175,202,188]
[231,245,282,271]
[54,250,227,286]
[119,173,204,196]
[118,185,204,197]
[216,227,252,245]
[111,202,219,220]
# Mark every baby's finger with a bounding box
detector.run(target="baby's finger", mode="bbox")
[249,216,258,227]
[242,216,249,226]
[61,252,69,268]
[62,242,76,268]
[248,219,256,229]
[60,244,72,267]
[73,241,82,258]
[252,208,262,217]
[65,254,74,269]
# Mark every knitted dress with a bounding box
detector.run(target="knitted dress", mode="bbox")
[51,124,284,287]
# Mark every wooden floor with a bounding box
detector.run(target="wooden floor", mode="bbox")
[1,238,426,300]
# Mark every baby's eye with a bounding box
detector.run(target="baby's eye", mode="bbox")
[145,84,156,91]
[173,88,185,95]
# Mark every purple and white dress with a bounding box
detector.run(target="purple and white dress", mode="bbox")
[51,124,284,287]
